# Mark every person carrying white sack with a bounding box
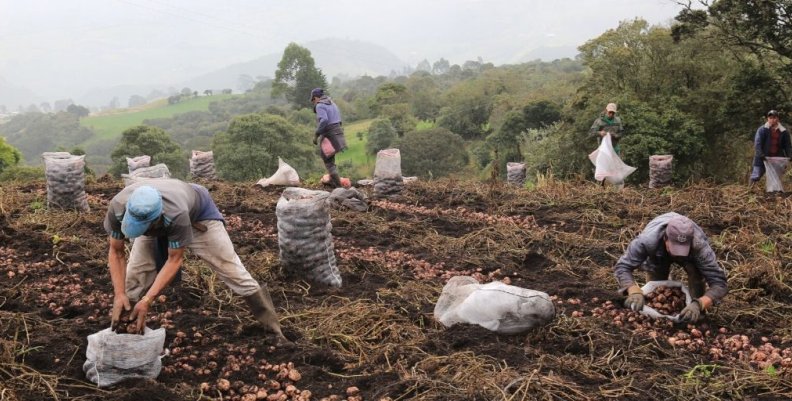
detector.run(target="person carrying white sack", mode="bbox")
[749,109,792,187]
[104,178,290,345]
[311,88,348,188]
[612,213,728,323]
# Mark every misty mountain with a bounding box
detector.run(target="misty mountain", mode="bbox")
[181,38,408,93]
[0,77,42,112]
[77,83,174,110]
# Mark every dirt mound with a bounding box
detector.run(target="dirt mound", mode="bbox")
[1,179,791,400]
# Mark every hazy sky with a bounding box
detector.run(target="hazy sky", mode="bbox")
[0,0,685,101]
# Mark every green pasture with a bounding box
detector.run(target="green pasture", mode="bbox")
[81,94,235,141]
[336,119,374,178]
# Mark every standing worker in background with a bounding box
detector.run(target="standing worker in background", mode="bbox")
[311,88,348,188]
[105,178,290,345]
[749,110,792,187]
[589,103,625,155]
[613,212,728,323]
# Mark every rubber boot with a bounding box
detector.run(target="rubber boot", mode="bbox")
[329,173,343,189]
[243,287,292,347]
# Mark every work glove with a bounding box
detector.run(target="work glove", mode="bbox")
[111,294,131,332]
[623,284,644,312]
[625,293,645,312]
[679,299,702,323]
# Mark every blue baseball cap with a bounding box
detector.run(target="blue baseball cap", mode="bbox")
[310,88,324,100]
[121,186,162,238]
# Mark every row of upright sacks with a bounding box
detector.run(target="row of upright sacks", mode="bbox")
[41,150,217,212]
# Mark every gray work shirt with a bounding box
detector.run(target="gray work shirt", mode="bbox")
[613,212,728,303]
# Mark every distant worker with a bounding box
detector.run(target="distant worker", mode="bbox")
[311,88,347,188]
[105,179,290,345]
[749,110,791,187]
[613,212,728,323]
[589,103,624,155]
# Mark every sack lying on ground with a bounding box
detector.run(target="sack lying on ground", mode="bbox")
[649,155,673,188]
[122,163,171,186]
[42,152,89,211]
[126,155,151,174]
[434,276,555,334]
[83,327,166,388]
[588,133,636,186]
[327,187,369,212]
[256,158,300,188]
[764,157,788,192]
[190,150,217,180]
[506,162,526,186]
[639,280,692,323]
[373,148,404,198]
[276,187,342,287]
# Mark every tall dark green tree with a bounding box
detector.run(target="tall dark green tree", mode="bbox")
[272,43,327,109]
[213,113,315,181]
[109,125,187,178]
[394,128,469,179]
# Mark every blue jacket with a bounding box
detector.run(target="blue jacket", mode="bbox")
[753,122,792,166]
[314,96,342,136]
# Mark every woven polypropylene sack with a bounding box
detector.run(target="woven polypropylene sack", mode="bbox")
[649,155,673,188]
[190,150,217,180]
[506,162,526,186]
[127,155,151,173]
[276,187,341,287]
[42,152,89,211]
[83,327,166,388]
[435,277,555,334]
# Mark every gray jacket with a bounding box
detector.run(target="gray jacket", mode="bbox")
[613,212,728,303]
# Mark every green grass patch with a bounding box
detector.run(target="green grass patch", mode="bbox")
[415,120,436,130]
[336,119,374,178]
[81,94,236,141]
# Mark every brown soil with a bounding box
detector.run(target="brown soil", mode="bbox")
[1,178,791,400]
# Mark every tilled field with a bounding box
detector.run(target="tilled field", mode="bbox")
[1,177,792,401]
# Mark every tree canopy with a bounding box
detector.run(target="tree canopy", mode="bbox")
[109,125,187,178]
[272,43,327,109]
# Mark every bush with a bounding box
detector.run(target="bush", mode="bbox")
[0,166,45,182]
[394,128,469,179]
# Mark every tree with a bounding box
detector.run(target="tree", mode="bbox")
[393,128,469,179]
[432,58,450,75]
[180,87,193,97]
[365,119,398,155]
[416,59,431,72]
[0,137,23,174]
[204,89,213,96]
[109,125,186,178]
[66,104,90,118]
[128,95,147,108]
[212,113,315,181]
[271,43,327,109]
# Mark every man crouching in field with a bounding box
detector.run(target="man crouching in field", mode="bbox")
[104,178,290,345]
[612,212,728,323]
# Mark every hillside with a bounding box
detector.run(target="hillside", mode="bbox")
[1,178,791,400]
[81,94,236,141]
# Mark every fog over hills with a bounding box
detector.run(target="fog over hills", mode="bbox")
[0,0,685,110]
